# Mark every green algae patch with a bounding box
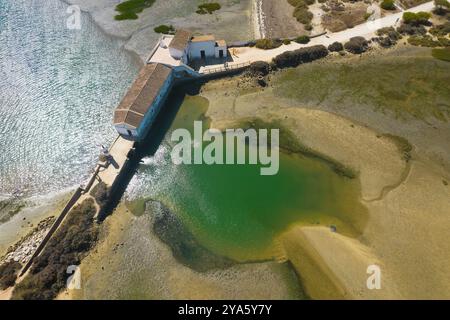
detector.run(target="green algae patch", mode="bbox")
[196,3,221,15]
[135,94,368,262]
[114,0,156,21]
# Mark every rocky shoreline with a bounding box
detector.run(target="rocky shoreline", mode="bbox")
[0,216,55,265]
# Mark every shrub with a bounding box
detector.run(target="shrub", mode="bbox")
[196,3,221,14]
[402,11,431,25]
[377,27,402,40]
[328,41,344,52]
[295,35,311,44]
[12,199,98,300]
[434,0,450,15]
[294,7,314,25]
[114,0,155,20]
[272,45,328,69]
[377,36,396,47]
[344,36,369,54]
[154,25,175,34]
[90,181,110,210]
[435,0,450,9]
[248,61,271,76]
[407,35,449,47]
[288,0,308,6]
[288,0,314,26]
[114,12,138,20]
[397,23,427,35]
[0,261,22,290]
[283,38,292,45]
[381,0,396,10]
[255,38,283,50]
[430,22,450,36]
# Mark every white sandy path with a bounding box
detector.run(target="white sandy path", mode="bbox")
[203,1,434,72]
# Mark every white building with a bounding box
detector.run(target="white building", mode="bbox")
[168,29,192,64]
[113,63,174,141]
[168,29,227,63]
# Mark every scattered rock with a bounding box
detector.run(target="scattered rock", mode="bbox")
[0,216,55,265]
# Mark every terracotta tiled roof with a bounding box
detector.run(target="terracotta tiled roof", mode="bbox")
[191,35,215,42]
[169,29,193,51]
[113,63,172,129]
[216,39,226,47]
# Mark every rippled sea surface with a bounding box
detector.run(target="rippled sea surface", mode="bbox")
[0,0,139,196]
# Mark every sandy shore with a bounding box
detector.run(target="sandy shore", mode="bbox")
[65,0,255,62]
[196,47,450,299]
[58,202,303,300]
[260,0,307,38]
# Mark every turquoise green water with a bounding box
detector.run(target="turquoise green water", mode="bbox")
[128,96,367,261]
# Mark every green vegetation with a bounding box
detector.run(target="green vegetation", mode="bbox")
[430,22,450,36]
[90,181,110,212]
[114,0,156,21]
[248,61,271,76]
[434,0,450,9]
[12,199,98,300]
[295,35,311,44]
[364,12,373,20]
[154,24,175,34]
[272,45,328,68]
[376,27,402,47]
[0,199,25,224]
[0,261,22,290]
[272,48,450,121]
[283,38,292,45]
[381,0,396,10]
[255,38,283,50]
[397,23,427,35]
[288,0,314,28]
[402,11,431,25]
[407,35,450,47]
[432,47,450,61]
[344,36,369,54]
[196,3,221,14]
[328,41,344,52]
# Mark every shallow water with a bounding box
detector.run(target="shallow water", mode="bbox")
[127,95,367,261]
[0,0,140,197]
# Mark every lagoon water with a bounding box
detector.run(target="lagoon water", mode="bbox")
[127,96,367,261]
[0,0,139,197]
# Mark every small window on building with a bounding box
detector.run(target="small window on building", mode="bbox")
[201,50,206,59]
[127,130,132,137]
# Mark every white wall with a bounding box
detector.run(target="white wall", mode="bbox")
[114,124,138,139]
[188,41,215,60]
[169,47,184,60]
[215,46,227,58]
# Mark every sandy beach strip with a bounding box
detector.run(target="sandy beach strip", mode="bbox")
[252,0,266,39]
